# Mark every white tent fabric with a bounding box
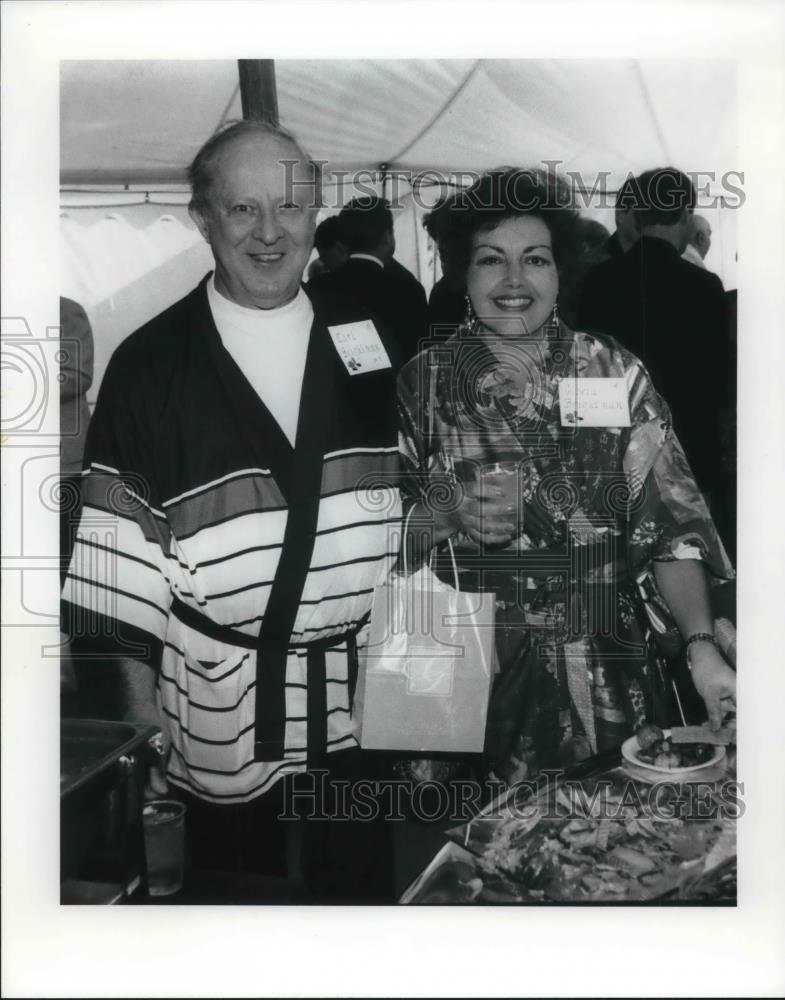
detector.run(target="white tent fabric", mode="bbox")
[61,207,214,400]
[60,59,738,403]
[61,58,736,185]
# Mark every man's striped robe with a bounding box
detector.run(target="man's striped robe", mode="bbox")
[62,277,402,803]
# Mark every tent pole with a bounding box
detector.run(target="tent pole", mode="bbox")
[238,60,279,123]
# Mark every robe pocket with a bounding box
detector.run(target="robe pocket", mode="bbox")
[166,646,256,717]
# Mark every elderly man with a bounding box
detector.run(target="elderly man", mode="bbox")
[61,120,401,901]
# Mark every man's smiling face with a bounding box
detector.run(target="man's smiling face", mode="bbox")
[191,132,317,309]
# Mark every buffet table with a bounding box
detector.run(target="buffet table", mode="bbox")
[62,719,736,906]
[399,744,738,905]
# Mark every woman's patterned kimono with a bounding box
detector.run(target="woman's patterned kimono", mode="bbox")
[397,321,733,784]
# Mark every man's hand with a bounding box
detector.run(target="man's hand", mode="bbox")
[688,641,737,731]
[119,658,171,798]
[124,701,171,798]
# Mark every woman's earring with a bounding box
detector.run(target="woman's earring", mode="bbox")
[544,302,559,337]
[463,293,476,324]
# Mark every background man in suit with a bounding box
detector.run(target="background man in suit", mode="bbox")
[578,167,732,536]
[314,196,428,367]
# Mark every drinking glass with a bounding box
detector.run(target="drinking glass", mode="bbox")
[142,799,186,897]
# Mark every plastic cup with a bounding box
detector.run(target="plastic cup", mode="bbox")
[142,799,186,897]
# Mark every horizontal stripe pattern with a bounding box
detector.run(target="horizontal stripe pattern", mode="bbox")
[63,508,173,655]
[321,447,400,496]
[162,467,274,508]
[64,447,399,801]
[164,471,287,540]
[160,626,360,801]
[80,468,171,549]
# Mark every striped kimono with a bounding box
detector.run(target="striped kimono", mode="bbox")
[62,276,402,803]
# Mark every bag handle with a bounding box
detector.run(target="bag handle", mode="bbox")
[403,499,460,591]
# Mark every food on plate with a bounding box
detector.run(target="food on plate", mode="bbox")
[467,775,735,903]
[633,724,716,768]
[636,723,664,752]
[607,846,657,875]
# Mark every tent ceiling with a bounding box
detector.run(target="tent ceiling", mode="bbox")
[60,58,736,188]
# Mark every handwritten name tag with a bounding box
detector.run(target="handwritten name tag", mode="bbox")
[328,320,392,375]
[558,377,631,427]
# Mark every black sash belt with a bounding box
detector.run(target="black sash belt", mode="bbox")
[170,597,367,761]
[185,289,395,765]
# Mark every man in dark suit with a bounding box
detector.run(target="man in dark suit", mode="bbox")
[578,167,732,505]
[313,196,428,367]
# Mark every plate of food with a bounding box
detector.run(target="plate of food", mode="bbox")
[621,724,725,777]
[442,772,736,903]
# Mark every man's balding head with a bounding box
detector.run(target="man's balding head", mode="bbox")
[188,119,321,215]
[188,120,320,309]
[688,214,712,260]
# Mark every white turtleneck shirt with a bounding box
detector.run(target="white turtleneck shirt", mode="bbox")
[207,276,314,446]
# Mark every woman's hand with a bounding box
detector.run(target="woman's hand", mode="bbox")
[688,641,737,730]
[435,475,519,547]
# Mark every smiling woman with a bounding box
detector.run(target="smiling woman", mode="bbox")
[467,215,559,336]
[397,166,735,785]
[188,119,320,310]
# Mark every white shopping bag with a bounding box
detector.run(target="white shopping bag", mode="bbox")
[359,542,495,754]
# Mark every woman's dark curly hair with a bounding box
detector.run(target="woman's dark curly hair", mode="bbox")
[425,167,583,316]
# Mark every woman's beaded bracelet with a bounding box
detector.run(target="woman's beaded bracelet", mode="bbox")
[685,631,719,667]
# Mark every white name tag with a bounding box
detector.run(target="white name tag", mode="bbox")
[558,377,631,427]
[328,320,391,375]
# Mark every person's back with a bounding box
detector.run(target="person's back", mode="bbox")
[578,169,730,495]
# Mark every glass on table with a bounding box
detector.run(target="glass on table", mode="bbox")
[142,799,186,897]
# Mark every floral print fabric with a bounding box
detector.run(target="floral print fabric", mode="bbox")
[397,322,733,784]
